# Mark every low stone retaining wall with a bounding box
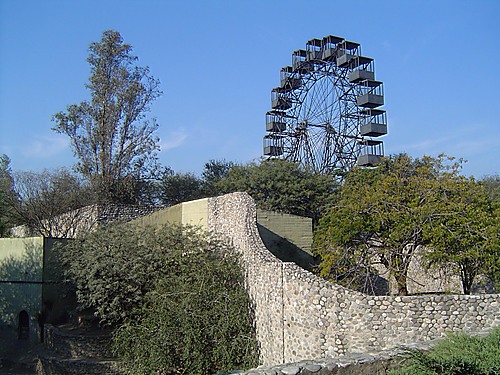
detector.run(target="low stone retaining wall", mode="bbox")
[43,324,114,358]
[235,348,411,375]
[36,357,122,375]
[37,324,122,375]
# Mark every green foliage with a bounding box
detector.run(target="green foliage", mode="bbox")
[424,177,499,294]
[52,30,161,204]
[313,153,498,295]
[480,175,500,203]
[201,159,235,197]
[113,241,258,374]
[0,154,17,236]
[391,328,500,375]
[59,222,259,373]
[216,159,338,219]
[60,223,210,325]
[157,167,204,206]
[154,160,234,206]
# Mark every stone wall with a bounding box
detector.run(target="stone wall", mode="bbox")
[206,192,500,366]
[10,204,159,238]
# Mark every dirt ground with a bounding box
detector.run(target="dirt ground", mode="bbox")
[0,328,48,375]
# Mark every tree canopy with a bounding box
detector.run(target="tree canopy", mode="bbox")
[0,155,17,236]
[9,169,93,237]
[52,30,161,203]
[313,154,499,295]
[157,167,204,206]
[425,175,499,294]
[216,159,339,219]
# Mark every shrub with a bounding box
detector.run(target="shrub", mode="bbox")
[391,327,500,374]
[112,245,259,374]
[59,222,259,374]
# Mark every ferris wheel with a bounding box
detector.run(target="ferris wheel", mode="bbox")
[263,35,388,175]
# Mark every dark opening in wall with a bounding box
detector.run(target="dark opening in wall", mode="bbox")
[18,310,29,340]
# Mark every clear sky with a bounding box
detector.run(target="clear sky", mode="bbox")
[1,0,499,178]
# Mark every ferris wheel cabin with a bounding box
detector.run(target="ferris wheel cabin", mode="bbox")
[321,35,344,60]
[336,40,361,67]
[271,88,292,110]
[280,66,302,91]
[349,56,375,82]
[263,134,284,156]
[357,140,384,167]
[266,110,288,132]
[359,109,388,137]
[306,38,323,61]
[356,80,384,108]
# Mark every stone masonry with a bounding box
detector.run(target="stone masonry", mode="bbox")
[207,192,500,366]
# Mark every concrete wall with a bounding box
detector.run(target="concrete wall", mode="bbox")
[42,238,76,324]
[256,209,313,254]
[0,237,43,341]
[0,237,75,343]
[256,209,316,270]
[131,198,208,229]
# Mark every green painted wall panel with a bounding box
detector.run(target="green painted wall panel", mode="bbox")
[0,237,44,340]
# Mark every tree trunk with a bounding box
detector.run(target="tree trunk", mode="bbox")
[395,274,408,296]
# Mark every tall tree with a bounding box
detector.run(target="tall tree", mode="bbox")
[10,169,94,237]
[0,155,17,236]
[313,154,483,296]
[52,30,162,203]
[425,176,499,294]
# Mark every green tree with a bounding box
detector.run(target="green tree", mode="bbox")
[216,159,338,219]
[0,154,17,236]
[313,154,482,296]
[480,174,500,202]
[424,177,499,294]
[201,159,235,196]
[158,167,204,206]
[52,30,161,203]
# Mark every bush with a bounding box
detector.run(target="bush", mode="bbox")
[59,222,259,374]
[391,327,500,374]
[112,244,258,374]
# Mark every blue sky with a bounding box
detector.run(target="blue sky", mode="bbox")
[1,0,499,178]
